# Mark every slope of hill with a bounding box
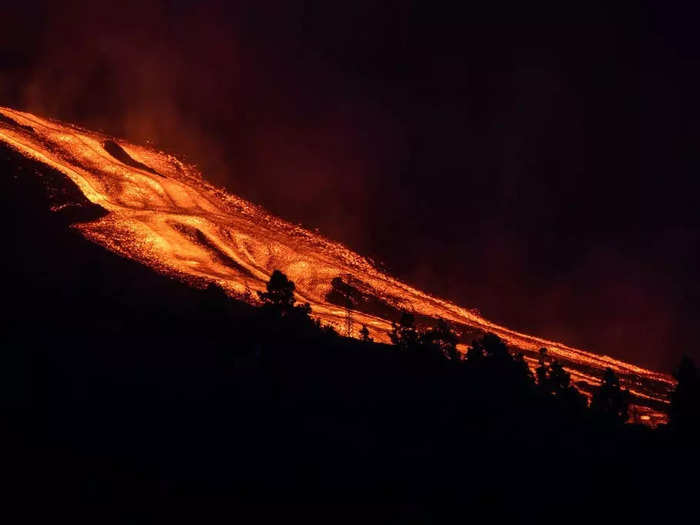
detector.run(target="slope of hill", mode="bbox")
[0,138,691,522]
[0,105,674,424]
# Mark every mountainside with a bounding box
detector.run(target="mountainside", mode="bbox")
[2,106,697,522]
[0,105,674,424]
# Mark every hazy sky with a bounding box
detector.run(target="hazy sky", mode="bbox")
[2,1,699,370]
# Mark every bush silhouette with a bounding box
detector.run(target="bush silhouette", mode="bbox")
[464,333,534,393]
[420,319,460,361]
[389,314,459,360]
[467,332,510,362]
[536,349,588,411]
[389,311,420,351]
[591,368,630,424]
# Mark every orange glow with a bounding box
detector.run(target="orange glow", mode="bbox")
[0,106,675,426]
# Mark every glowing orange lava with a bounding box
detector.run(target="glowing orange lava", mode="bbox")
[0,106,675,426]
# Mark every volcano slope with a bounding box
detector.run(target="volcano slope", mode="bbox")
[3,139,693,521]
[0,105,674,424]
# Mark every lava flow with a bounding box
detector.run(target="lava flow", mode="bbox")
[0,106,675,425]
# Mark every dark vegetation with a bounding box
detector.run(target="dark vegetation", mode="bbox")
[1,143,700,522]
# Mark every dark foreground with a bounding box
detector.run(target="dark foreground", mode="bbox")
[1,145,697,523]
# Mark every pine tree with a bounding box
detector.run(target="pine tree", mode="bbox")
[258,270,296,312]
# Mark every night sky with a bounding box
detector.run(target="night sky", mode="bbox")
[2,1,699,371]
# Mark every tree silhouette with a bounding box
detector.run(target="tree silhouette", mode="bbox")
[465,336,485,363]
[467,332,510,362]
[670,355,700,437]
[389,311,420,351]
[537,354,588,411]
[389,315,461,361]
[421,319,460,360]
[256,270,313,329]
[465,333,534,393]
[294,301,312,317]
[359,324,372,343]
[547,361,571,392]
[511,351,535,389]
[258,270,296,312]
[591,368,629,424]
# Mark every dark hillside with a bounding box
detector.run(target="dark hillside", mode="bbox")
[0,144,696,522]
